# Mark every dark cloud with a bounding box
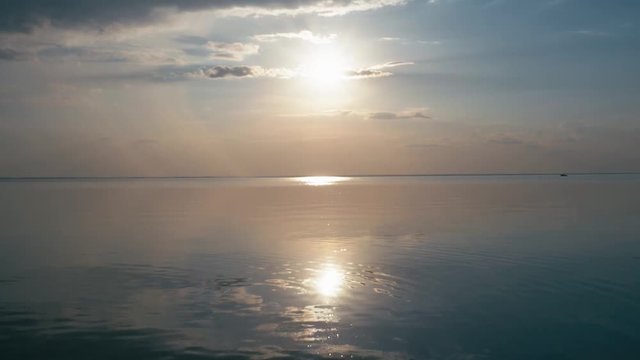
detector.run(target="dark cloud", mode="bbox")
[0,1,406,33]
[196,65,256,79]
[0,48,32,61]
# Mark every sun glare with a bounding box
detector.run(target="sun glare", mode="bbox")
[296,176,350,186]
[299,45,352,86]
[313,265,345,297]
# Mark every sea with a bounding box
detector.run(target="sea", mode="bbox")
[1,175,639,359]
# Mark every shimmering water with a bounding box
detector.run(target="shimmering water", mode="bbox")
[1,175,640,359]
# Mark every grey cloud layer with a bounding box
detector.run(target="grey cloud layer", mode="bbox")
[0,0,406,32]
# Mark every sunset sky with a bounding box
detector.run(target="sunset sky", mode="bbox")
[1,0,639,176]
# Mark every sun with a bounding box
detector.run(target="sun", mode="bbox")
[298,45,352,86]
[293,43,356,107]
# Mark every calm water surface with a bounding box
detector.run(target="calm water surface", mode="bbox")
[1,175,640,359]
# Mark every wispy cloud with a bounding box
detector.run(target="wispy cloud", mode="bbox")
[371,61,415,68]
[346,61,414,79]
[205,41,260,61]
[253,30,337,44]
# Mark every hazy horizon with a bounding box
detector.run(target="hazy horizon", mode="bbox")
[1,172,640,181]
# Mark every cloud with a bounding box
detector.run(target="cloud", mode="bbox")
[189,65,295,80]
[369,108,430,120]
[0,0,407,33]
[205,41,259,61]
[346,61,413,79]
[0,47,32,61]
[253,30,337,44]
[370,61,415,68]
[346,68,392,79]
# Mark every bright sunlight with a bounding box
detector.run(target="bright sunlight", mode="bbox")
[313,265,345,297]
[295,176,350,186]
[298,45,353,87]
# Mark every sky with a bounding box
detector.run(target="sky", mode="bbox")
[0,0,639,177]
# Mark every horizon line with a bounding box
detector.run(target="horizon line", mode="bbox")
[1,172,639,182]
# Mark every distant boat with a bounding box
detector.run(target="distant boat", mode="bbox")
[560,173,568,177]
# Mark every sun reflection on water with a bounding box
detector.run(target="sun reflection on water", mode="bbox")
[295,176,350,186]
[312,265,345,297]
